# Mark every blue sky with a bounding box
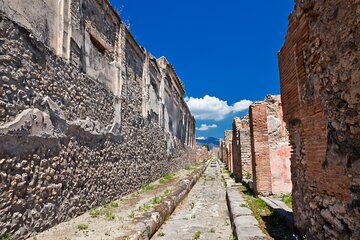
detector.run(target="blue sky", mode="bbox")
[110,0,295,139]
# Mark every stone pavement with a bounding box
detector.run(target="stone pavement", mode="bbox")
[221,164,267,240]
[152,159,233,240]
[30,164,204,240]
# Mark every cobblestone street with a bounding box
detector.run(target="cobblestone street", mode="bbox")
[152,160,233,240]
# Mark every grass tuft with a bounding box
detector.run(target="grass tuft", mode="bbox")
[275,193,292,208]
[77,224,88,231]
[0,235,13,240]
[193,231,202,240]
[110,201,119,208]
[159,173,176,184]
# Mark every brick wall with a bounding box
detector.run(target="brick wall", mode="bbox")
[249,96,292,196]
[249,102,272,195]
[279,1,360,238]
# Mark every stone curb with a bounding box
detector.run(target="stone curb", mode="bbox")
[221,167,267,240]
[124,164,207,240]
[259,196,294,231]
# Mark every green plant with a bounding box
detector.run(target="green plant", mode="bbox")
[275,193,292,208]
[110,201,119,208]
[159,173,175,184]
[89,208,102,218]
[185,163,202,171]
[140,183,154,193]
[128,211,135,218]
[193,231,202,240]
[151,196,162,205]
[202,144,210,151]
[138,203,151,212]
[89,205,115,221]
[77,224,88,231]
[163,189,171,196]
[158,231,165,237]
[0,235,13,240]
[240,185,295,239]
[104,209,115,221]
[244,172,252,180]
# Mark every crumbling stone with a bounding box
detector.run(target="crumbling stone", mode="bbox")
[232,115,252,182]
[249,95,292,196]
[279,1,360,239]
[0,1,196,239]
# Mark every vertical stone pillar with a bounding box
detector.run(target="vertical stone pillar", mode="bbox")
[159,74,165,128]
[239,116,252,180]
[249,102,272,196]
[110,23,126,134]
[232,118,242,181]
[142,51,150,118]
[224,130,233,171]
[62,0,72,60]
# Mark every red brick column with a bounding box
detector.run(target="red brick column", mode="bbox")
[249,102,272,196]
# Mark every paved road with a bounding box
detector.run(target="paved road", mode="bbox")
[152,159,233,240]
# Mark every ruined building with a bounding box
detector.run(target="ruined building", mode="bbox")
[232,115,252,182]
[224,130,233,171]
[196,146,210,162]
[278,0,360,239]
[249,95,292,196]
[0,0,196,238]
[219,139,226,162]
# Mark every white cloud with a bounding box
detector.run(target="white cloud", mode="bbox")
[186,95,252,121]
[196,136,206,140]
[232,100,253,112]
[196,124,218,131]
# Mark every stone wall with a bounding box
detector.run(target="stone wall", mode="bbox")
[232,118,242,181]
[279,0,360,239]
[249,95,291,196]
[211,147,219,159]
[265,95,292,194]
[232,115,252,182]
[196,146,210,162]
[224,130,233,171]
[0,0,196,239]
[219,139,226,162]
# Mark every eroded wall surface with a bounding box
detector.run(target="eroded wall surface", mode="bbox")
[0,0,196,238]
[249,101,273,196]
[265,95,292,195]
[232,115,252,182]
[279,0,360,239]
[249,95,291,196]
[224,130,233,171]
[232,118,242,181]
[196,146,210,162]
